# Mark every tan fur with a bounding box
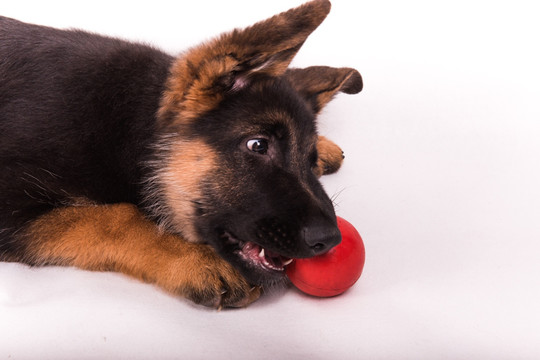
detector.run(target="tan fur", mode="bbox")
[23,203,259,308]
[158,139,217,242]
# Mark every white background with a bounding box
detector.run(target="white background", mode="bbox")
[1,0,540,359]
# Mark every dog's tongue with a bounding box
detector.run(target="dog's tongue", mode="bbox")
[241,242,292,271]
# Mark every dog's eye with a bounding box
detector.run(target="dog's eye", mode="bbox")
[246,139,268,155]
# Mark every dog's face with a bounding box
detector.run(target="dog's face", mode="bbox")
[145,0,362,286]
[189,77,341,285]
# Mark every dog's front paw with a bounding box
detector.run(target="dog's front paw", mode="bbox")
[314,136,345,177]
[162,242,260,309]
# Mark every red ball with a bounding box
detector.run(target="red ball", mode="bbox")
[286,216,365,297]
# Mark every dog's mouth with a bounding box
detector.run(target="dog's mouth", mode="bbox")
[221,231,293,273]
[238,241,293,272]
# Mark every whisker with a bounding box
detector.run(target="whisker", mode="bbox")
[330,187,348,209]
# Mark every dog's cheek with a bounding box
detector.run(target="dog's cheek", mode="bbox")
[198,162,262,228]
[157,139,218,242]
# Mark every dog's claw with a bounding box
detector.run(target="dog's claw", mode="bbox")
[219,285,261,309]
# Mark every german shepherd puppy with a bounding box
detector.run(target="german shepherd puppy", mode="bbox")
[0,0,362,308]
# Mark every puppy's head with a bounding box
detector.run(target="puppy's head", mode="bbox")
[147,0,362,285]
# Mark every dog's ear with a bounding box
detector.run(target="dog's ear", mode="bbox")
[159,0,331,123]
[285,66,363,114]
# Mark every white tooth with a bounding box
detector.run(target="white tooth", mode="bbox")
[283,258,293,266]
[259,248,265,258]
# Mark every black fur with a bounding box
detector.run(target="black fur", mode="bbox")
[0,17,172,254]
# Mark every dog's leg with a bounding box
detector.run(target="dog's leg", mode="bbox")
[315,135,345,177]
[19,203,259,308]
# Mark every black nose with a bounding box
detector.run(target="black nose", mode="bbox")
[303,222,341,256]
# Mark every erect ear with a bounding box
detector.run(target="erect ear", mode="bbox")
[159,0,332,124]
[284,66,363,114]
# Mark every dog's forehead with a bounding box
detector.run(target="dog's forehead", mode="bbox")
[228,78,317,137]
[242,107,312,135]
